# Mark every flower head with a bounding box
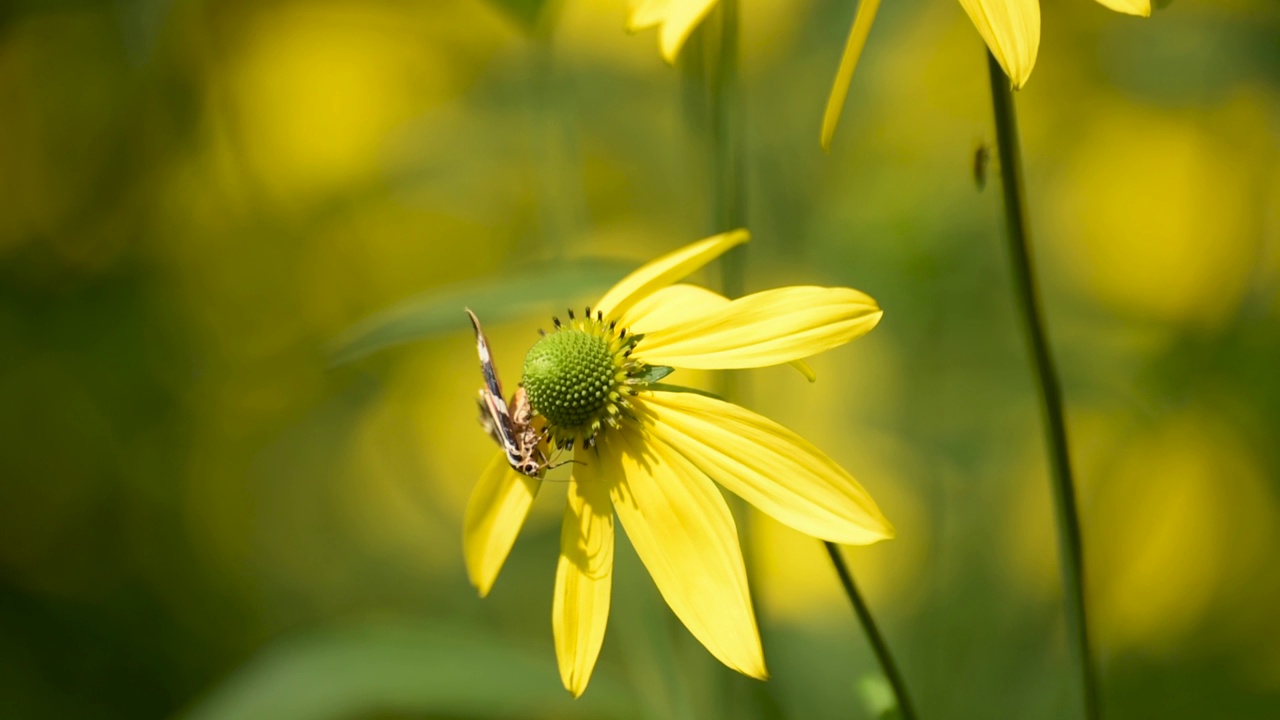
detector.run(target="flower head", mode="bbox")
[464,230,893,696]
[817,0,1149,149]
[620,0,1150,147]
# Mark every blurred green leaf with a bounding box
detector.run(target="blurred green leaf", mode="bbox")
[179,618,636,720]
[484,0,553,31]
[328,258,633,366]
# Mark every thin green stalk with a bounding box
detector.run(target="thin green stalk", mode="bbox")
[823,542,917,720]
[529,17,567,260]
[692,0,747,400]
[708,0,744,224]
[704,0,746,297]
[713,0,745,299]
[985,51,1099,720]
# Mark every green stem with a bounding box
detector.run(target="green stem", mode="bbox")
[706,0,746,297]
[529,20,566,260]
[985,51,1099,720]
[688,0,746,402]
[823,542,918,720]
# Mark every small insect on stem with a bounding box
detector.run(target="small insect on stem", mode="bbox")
[973,140,992,191]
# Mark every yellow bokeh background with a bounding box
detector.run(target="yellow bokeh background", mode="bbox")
[1,0,1277,717]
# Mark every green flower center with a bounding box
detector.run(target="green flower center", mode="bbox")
[520,309,651,449]
[524,329,616,428]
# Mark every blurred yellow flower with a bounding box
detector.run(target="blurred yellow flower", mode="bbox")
[621,0,1150,147]
[627,0,720,63]
[464,230,893,696]
[821,0,1151,149]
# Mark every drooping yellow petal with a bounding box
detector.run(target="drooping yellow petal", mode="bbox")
[594,230,748,321]
[553,454,616,697]
[1092,0,1150,17]
[603,426,767,679]
[957,0,1040,89]
[627,0,668,29]
[464,452,541,597]
[790,358,818,382]
[820,0,882,152]
[623,284,817,381]
[632,286,881,370]
[641,391,894,545]
[656,0,719,63]
[627,0,721,63]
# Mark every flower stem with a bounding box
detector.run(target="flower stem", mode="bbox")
[823,542,917,720]
[528,6,578,261]
[709,0,744,228]
[690,0,746,297]
[985,51,1099,720]
[693,0,746,397]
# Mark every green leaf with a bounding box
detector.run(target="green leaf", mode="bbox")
[328,258,633,367]
[483,0,552,31]
[635,365,675,385]
[179,618,637,720]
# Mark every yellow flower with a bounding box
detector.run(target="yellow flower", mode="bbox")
[627,0,721,63]
[821,0,1151,149]
[622,1,1148,145]
[464,230,894,696]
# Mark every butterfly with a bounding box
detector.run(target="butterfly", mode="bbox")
[465,308,548,477]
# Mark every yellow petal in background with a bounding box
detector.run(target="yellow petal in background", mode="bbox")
[1093,0,1151,17]
[553,456,616,697]
[821,0,882,151]
[642,391,894,545]
[604,426,767,679]
[594,230,748,321]
[463,452,541,597]
[957,0,1040,89]
[627,0,669,29]
[633,286,881,370]
[628,0,722,63]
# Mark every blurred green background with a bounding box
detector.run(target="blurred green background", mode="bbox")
[2,0,1279,718]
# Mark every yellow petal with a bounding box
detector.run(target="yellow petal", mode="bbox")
[957,0,1040,89]
[464,452,541,597]
[633,286,882,369]
[627,0,668,30]
[627,0,721,63]
[641,391,894,545]
[1093,0,1150,16]
[657,0,719,63]
[553,454,615,697]
[603,425,767,679]
[790,358,817,383]
[619,283,728,331]
[820,0,882,152]
[595,230,748,321]
[624,284,818,381]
